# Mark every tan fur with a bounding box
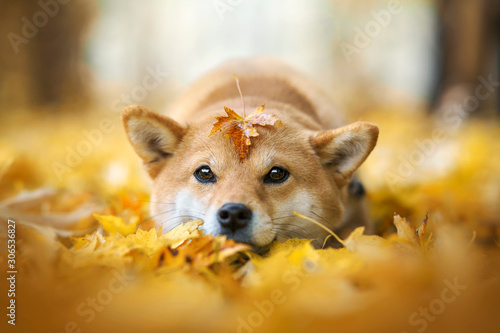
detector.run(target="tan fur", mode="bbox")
[122,58,378,249]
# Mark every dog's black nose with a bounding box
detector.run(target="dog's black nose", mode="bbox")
[217,203,252,232]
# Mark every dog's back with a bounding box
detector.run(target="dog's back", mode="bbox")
[166,58,344,130]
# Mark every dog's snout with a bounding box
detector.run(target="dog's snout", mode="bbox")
[217,203,252,232]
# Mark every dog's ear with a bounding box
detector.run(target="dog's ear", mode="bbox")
[310,121,379,187]
[122,105,187,178]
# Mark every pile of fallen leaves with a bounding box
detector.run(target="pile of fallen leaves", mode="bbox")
[1,107,500,333]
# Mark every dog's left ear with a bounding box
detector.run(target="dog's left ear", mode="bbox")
[310,121,379,187]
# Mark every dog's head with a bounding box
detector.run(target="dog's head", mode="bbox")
[123,105,378,248]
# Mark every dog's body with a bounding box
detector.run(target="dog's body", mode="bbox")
[123,58,378,249]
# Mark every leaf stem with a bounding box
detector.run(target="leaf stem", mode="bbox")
[232,74,245,117]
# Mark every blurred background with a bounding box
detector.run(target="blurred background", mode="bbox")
[0,0,499,237]
[1,0,498,113]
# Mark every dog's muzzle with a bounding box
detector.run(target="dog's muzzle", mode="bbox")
[217,202,252,232]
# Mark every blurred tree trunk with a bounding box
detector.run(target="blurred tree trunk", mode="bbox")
[435,0,500,116]
[0,0,95,110]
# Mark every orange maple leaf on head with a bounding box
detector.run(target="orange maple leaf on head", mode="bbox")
[209,76,284,162]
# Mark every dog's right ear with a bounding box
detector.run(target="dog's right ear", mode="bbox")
[122,105,186,178]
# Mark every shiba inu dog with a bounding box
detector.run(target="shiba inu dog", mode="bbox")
[122,58,378,249]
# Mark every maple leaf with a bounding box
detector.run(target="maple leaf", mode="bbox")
[209,75,284,162]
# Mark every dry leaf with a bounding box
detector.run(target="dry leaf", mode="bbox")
[393,213,419,245]
[3,106,500,333]
[160,219,204,248]
[209,75,284,162]
[93,212,139,236]
[343,227,388,252]
[209,105,284,162]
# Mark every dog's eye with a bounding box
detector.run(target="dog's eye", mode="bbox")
[264,166,289,184]
[194,166,216,183]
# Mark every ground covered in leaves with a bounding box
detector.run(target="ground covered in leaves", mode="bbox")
[1,108,500,333]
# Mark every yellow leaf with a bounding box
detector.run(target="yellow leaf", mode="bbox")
[125,228,159,251]
[269,238,313,255]
[159,219,204,248]
[93,213,139,236]
[70,234,93,249]
[393,214,419,245]
[343,227,388,252]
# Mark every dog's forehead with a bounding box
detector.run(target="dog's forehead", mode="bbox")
[184,119,312,170]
